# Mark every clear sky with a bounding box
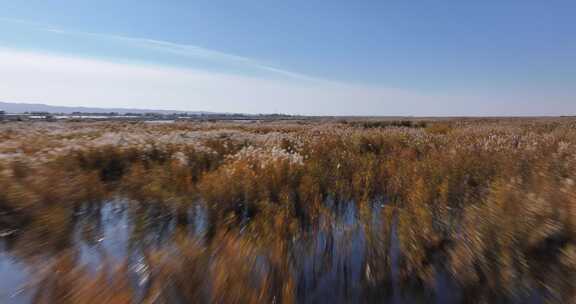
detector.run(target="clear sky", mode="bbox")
[0,1,574,115]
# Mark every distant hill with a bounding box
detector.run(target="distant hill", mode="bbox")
[0,101,209,114]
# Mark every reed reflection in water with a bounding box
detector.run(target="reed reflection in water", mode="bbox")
[0,197,565,303]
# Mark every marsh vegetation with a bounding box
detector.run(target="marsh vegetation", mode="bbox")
[0,118,575,303]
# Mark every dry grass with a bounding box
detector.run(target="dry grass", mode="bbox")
[0,118,575,302]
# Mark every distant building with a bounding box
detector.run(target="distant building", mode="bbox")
[2,114,29,121]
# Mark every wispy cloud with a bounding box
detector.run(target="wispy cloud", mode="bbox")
[68,32,323,82]
[0,48,437,115]
[0,17,321,82]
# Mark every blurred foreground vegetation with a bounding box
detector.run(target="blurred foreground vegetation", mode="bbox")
[0,118,575,303]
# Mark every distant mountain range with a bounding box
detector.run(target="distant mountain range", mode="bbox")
[0,101,209,114]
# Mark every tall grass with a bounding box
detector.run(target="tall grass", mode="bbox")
[0,119,575,302]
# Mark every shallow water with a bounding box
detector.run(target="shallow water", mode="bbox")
[0,199,564,303]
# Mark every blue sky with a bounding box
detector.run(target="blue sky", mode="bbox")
[0,1,575,115]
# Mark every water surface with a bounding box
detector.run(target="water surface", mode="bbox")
[0,199,564,303]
